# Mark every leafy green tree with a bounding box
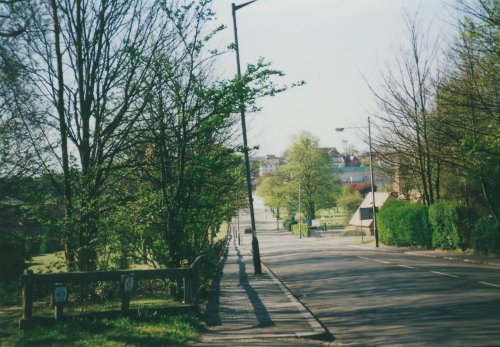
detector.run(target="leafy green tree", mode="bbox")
[337,186,363,224]
[258,132,340,221]
[284,132,340,220]
[256,168,290,219]
[121,1,285,268]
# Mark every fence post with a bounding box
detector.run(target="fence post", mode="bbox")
[120,273,135,312]
[53,284,68,321]
[184,269,193,305]
[19,270,33,330]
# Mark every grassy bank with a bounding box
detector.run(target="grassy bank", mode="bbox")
[1,310,201,347]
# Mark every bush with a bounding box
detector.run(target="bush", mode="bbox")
[0,229,27,281]
[377,200,431,248]
[291,223,309,237]
[429,201,461,250]
[283,219,297,231]
[0,207,28,281]
[471,217,500,255]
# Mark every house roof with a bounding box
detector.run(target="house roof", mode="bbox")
[348,192,391,227]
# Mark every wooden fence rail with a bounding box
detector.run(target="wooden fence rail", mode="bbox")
[19,256,205,330]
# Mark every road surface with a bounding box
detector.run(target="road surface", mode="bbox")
[237,197,500,346]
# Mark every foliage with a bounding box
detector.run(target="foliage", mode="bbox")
[2,313,200,347]
[370,11,441,206]
[291,223,309,237]
[258,132,341,221]
[429,201,461,250]
[256,170,289,214]
[434,0,500,221]
[0,205,27,280]
[471,217,500,255]
[285,132,340,220]
[347,182,373,196]
[0,0,288,275]
[370,0,499,226]
[337,186,363,224]
[0,280,21,306]
[283,219,297,231]
[377,200,432,248]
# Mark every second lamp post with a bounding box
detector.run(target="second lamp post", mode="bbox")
[335,117,379,247]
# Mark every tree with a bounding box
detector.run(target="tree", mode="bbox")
[257,132,340,221]
[1,0,288,274]
[434,0,499,220]
[116,1,286,268]
[337,186,363,224]
[370,12,441,206]
[256,168,290,219]
[14,0,173,271]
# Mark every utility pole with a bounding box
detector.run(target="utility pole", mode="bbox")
[368,117,379,247]
[232,1,261,274]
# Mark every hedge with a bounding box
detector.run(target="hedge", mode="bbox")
[283,219,297,231]
[291,223,309,237]
[471,217,500,255]
[429,201,461,250]
[377,200,431,248]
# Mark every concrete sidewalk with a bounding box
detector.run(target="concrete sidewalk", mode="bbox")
[195,237,326,346]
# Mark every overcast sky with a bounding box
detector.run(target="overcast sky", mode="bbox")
[210,0,456,156]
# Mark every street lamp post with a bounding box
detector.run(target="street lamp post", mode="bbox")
[335,117,379,247]
[298,178,302,239]
[232,1,262,274]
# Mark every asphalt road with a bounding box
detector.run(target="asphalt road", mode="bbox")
[238,197,500,346]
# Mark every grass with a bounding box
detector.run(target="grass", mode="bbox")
[212,222,230,243]
[1,311,201,347]
[1,244,213,346]
[28,251,67,273]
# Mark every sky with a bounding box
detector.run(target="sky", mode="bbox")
[210,0,457,156]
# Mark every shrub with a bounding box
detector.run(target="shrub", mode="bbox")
[429,201,461,250]
[471,217,500,255]
[377,200,431,248]
[0,207,28,281]
[291,223,309,237]
[283,219,297,231]
[0,228,27,281]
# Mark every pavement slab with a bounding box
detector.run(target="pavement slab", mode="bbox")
[196,237,326,345]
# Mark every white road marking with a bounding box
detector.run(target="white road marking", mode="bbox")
[478,281,500,288]
[375,259,391,264]
[431,271,458,278]
[358,256,371,260]
[398,264,417,270]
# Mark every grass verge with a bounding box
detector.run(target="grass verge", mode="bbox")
[1,311,201,347]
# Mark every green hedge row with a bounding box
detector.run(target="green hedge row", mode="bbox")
[291,223,309,237]
[283,219,297,231]
[377,200,500,255]
[429,201,461,250]
[472,217,500,255]
[377,200,432,248]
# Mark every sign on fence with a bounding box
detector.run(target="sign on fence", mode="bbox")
[53,285,68,304]
[122,274,135,293]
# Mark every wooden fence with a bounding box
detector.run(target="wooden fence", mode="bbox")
[19,255,205,330]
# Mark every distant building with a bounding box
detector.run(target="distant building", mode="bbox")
[251,154,284,177]
[319,147,344,167]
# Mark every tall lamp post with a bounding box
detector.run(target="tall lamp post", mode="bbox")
[298,178,302,239]
[232,1,262,274]
[335,117,379,247]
